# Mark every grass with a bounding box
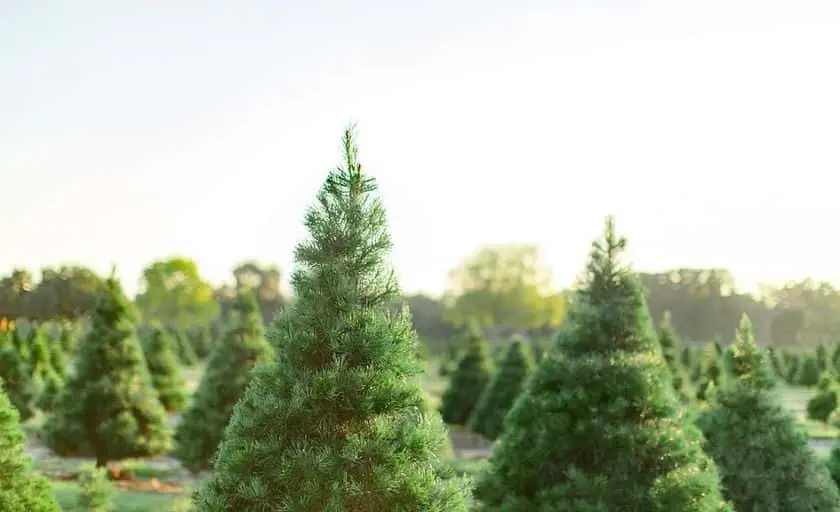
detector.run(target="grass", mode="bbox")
[51,480,190,512]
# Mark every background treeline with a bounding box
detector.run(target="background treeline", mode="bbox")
[2,252,838,349]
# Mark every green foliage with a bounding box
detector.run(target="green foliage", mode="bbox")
[696,345,722,402]
[190,325,213,359]
[474,217,730,511]
[194,128,469,511]
[173,290,274,474]
[48,340,66,378]
[816,343,829,371]
[832,343,840,372]
[42,274,171,467]
[784,352,800,384]
[142,326,187,413]
[76,464,116,512]
[658,310,688,401]
[0,347,38,420]
[766,346,784,379]
[0,379,61,512]
[442,244,567,330]
[828,444,840,488]
[11,327,29,362]
[468,340,534,440]
[58,324,77,354]
[680,344,694,369]
[697,314,840,511]
[806,371,839,423]
[27,326,54,377]
[439,323,494,426]
[36,367,63,413]
[797,354,821,387]
[135,257,219,329]
[172,328,198,367]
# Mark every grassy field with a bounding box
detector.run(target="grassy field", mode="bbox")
[24,359,840,510]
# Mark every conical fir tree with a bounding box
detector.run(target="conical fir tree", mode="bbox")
[468,340,535,441]
[697,314,840,511]
[0,347,38,420]
[172,328,198,367]
[0,379,60,512]
[173,290,274,473]
[194,128,469,511]
[142,325,187,413]
[474,218,730,512]
[42,273,170,467]
[658,310,688,401]
[439,322,494,426]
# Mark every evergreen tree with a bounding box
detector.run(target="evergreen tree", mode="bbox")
[807,371,839,423]
[785,352,801,384]
[36,368,63,413]
[696,345,722,403]
[194,128,469,511]
[832,343,840,373]
[191,325,213,359]
[816,343,829,372]
[680,344,694,369]
[10,328,29,363]
[797,354,821,387]
[767,346,785,379]
[172,328,198,367]
[468,340,534,441]
[439,322,494,426]
[48,340,66,378]
[142,325,187,413]
[658,310,688,401]
[699,314,840,510]
[58,324,77,354]
[173,290,274,473]
[42,273,170,467]
[474,218,730,511]
[0,347,38,420]
[0,379,61,512]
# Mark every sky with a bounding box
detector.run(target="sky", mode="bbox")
[2,1,840,298]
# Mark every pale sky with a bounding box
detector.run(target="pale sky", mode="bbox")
[3,1,840,298]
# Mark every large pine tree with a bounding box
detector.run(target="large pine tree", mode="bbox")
[0,379,61,511]
[697,314,840,511]
[194,128,469,511]
[474,218,730,511]
[42,273,170,467]
[468,340,534,441]
[142,325,187,413]
[439,322,494,426]
[173,290,274,473]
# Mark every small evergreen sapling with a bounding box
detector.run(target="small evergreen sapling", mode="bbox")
[797,354,821,387]
[468,340,535,441]
[658,310,688,401]
[172,328,198,367]
[439,322,494,426]
[474,218,730,511]
[0,378,61,511]
[806,371,839,423]
[42,273,170,467]
[142,325,187,412]
[785,352,800,384]
[173,290,274,473]
[0,347,38,420]
[697,314,840,511]
[194,128,469,511]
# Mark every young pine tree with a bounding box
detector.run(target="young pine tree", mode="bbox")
[142,325,187,413]
[190,325,213,360]
[439,323,494,426]
[797,354,821,387]
[42,273,170,467]
[0,379,60,512]
[194,128,469,511]
[474,218,730,511]
[785,352,801,384]
[0,347,39,420]
[173,290,274,474]
[658,310,688,401]
[817,343,829,372]
[172,328,199,367]
[767,346,785,379]
[697,314,840,511]
[468,340,535,441]
[806,371,839,423]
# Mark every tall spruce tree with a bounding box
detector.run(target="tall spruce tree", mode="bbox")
[658,310,688,401]
[697,314,840,511]
[439,322,494,426]
[468,340,534,441]
[474,217,730,511]
[194,128,469,511]
[173,290,274,473]
[142,325,187,413]
[42,273,170,467]
[0,379,60,512]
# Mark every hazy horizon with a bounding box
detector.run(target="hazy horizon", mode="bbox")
[3,1,840,298]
